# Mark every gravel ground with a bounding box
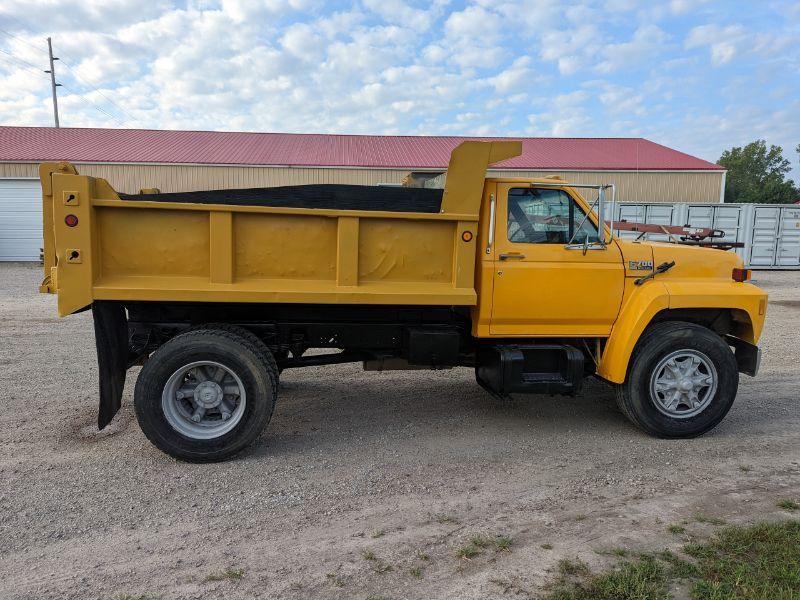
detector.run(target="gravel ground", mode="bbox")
[1,263,798,600]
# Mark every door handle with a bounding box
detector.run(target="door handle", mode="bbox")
[499,252,525,261]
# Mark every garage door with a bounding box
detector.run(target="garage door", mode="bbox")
[0,179,42,261]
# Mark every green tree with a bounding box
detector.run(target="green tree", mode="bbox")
[717,140,798,203]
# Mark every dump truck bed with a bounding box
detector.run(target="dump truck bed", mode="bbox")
[39,141,522,316]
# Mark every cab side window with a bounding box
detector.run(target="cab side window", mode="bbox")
[507,188,599,244]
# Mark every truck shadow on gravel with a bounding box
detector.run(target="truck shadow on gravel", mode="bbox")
[245,373,650,459]
[261,370,775,458]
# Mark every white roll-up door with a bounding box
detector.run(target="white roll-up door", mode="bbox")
[0,179,42,261]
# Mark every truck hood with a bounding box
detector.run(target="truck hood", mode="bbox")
[615,238,742,281]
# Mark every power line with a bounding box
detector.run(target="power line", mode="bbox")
[59,84,127,126]
[0,46,42,72]
[0,27,44,53]
[0,51,49,79]
[0,24,141,126]
[57,58,140,125]
[0,42,127,126]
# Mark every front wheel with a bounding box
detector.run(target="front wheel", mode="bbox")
[134,328,278,462]
[615,321,739,438]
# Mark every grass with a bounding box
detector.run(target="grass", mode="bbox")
[325,572,348,587]
[434,513,459,524]
[667,524,686,535]
[416,550,430,561]
[456,544,482,559]
[557,558,590,577]
[541,543,554,550]
[361,549,376,561]
[495,535,513,552]
[544,521,800,600]
[656,550,699,579]
[575,514,588,522]
[694,514,727,526]
[372,561,394,574]
[371,529,385,539]
[739,465,753,472]
[203,568,244,583]
[686,521,800,599]
[777,499,799,511]
[548,555,667,600]
[469,534,489,548]
[114,595,160,600]
[409,566,423,579]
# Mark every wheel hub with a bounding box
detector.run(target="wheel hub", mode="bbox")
[161,360,246,440]
[649,349,718,419]
[194,381,223,408]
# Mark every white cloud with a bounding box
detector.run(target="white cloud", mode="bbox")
[669,0,711,14]
[596,25,669,73]
[488,57,535,93]
[595,83,646,116]
[0,0,797,182]
[362,0,447,32]
[280,22,323,61]
[539,25,601,75]
[685,24,747,66]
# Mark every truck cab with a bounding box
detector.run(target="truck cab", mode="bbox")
[38,141,767,461]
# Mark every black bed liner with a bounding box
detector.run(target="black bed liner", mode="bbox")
[119,184,444,213]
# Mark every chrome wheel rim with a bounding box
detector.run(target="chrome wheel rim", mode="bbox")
[162,360,246,439]
[649,350,717,419]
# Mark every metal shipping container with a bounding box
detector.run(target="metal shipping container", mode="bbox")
[613,202,800,270]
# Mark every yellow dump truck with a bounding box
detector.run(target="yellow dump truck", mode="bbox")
[39,141,767,461]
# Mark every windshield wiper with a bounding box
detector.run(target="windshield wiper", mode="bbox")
[634,261,676,286]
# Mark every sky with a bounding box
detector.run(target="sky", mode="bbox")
[0,0,798,176]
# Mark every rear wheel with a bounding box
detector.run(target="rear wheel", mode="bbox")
[615,321,738,438]
[134,328,277,462]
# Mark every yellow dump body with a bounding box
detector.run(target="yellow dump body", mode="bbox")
[40,141,521,317]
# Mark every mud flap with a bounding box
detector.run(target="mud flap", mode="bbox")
[92,301,129,429]
[725,335,761,377]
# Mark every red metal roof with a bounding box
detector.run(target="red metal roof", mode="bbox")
[0,126,723,171]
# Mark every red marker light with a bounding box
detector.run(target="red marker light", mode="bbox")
[64,214,79,227]
[732,267,751,282]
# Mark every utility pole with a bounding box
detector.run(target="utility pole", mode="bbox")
[45,37,61,128]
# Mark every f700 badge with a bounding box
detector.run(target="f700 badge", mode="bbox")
[629,260,653,271]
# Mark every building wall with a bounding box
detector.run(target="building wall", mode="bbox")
[0,162,724,203]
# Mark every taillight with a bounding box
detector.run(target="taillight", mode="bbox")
[732,267,751,282]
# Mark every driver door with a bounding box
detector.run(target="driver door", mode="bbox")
[489,183,624,337]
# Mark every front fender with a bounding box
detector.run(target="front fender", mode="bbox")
[597,280,767,384]
[597,281,669,383]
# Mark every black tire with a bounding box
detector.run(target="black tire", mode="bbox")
[190,323,279,382]
[615,321,738,438]
[134,328,278,462]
